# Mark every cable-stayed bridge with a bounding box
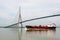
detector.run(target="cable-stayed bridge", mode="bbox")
[4,14,60,28]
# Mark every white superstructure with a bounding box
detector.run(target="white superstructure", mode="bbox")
[47,23,56,27]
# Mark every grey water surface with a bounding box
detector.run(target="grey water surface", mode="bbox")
[0,28,60,40]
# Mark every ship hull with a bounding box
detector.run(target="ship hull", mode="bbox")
[26,26,56,31]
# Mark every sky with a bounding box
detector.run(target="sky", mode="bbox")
[0,0,60,26]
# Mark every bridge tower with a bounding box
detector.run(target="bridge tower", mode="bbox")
[17,6,23,40]
[17,6,23,28]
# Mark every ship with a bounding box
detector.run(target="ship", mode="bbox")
[26,23,56,31]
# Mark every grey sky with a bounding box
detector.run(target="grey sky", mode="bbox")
[0,0,60,26]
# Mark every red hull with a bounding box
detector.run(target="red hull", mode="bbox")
[26,25,56,31]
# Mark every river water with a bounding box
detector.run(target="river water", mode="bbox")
[0,28,60,40]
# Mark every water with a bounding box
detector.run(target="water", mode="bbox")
[0,28,18,40]
[0,28,60,40]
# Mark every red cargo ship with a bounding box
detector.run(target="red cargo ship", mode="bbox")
[26,23,56,31]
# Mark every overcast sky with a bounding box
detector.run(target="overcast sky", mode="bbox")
[0,0,60,26]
